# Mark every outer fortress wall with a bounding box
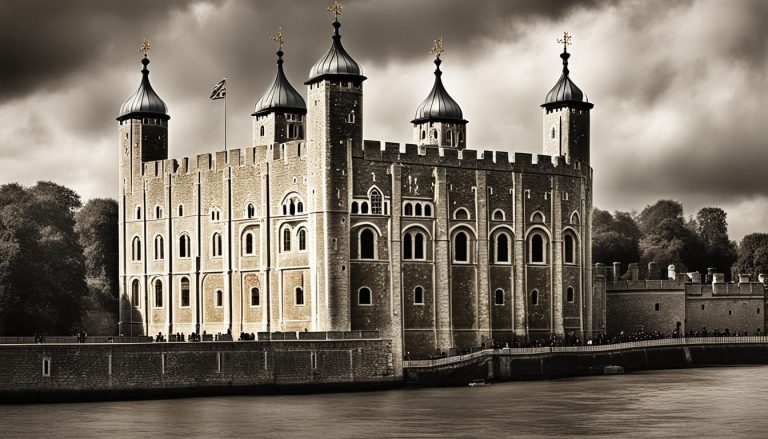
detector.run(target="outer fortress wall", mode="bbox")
[0,333,395,402]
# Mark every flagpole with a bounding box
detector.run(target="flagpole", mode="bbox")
[224,76,227,151]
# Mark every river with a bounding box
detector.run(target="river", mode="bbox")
[1,366,766,438]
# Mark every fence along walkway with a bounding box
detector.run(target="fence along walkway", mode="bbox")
[402,336,768,368]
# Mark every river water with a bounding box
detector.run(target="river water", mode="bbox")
[1,366,766,438]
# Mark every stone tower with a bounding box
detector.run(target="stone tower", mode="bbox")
[252,48,307,145]
[116,47,170,336]
[305,17,365,331]
[412,48,467,149]
[541,39,593,165]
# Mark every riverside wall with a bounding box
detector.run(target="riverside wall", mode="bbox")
[0,335,396,403]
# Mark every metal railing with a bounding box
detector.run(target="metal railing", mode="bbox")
[402,336,768,368]
[0,336,152,345]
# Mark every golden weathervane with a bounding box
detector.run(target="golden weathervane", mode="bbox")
[327,1,343,18]
[270,27,284,50]
[429,36,444,59]
[557,32,572,52]
[139,38,151,56]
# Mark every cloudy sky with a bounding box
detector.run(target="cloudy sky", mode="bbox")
[0,0,765,240]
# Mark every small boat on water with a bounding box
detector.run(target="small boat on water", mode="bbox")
[603,365,624,375]
[468,379,492,387]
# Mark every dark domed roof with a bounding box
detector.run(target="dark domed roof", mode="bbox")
[253,50,307,116]
[117,56,169,121]
[542,51,593,109]
[411,58,466,125]
[306,20,365,84]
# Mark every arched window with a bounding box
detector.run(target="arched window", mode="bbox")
[424,204,432,217]
[361,202,369,214]
[215,290,223,307]
[178,205,184,217]
[431,129,438,140]
[289,200,296,215]
[446,130,454,146]
[566,287,575,303]
[492,209,505,221]
[454,231,469,263]
[414,286,424,305]
[155,205,162,219]
[370,189,382,215]
[414,232,425,260]
[135,206,142,220]
[283,228,291,252]
[454,208,470,220]
[244,232,254,255]
[347,111,356,124]
[570,211,580,225]
[404,202,413,216]
[360,228,375,259]
[154,235,164,260]
[495,289,504,305]
[154,279,163,308]
[297,202,304,213]
[251,287,260,306]
[351,201,359,214]
[246,203,255,219]
[529,232,546,263]
[421,130,426,140]
[551,126,556,140]
[132,237,141,261]
[564,233,576,264]
[212,233,222,257]
[131,279,140,305]
[298,229,307,251]
[531,211,545,223]
[415,204,422,216]
[260,126,265,136]
[180,278,190,307]
[495,233,510,263]
[179,234,190,258]
[531,289,539,305]
[295,287,304,305]
[403,233,413,260]
[358,287,372,305]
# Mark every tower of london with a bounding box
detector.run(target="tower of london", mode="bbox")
[117,15,603,360]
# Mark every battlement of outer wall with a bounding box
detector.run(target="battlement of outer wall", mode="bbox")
[597,261,768,295]
[356,140,591,177]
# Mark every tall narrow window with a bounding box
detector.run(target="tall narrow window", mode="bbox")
[361,202,369,214]
[216,290,223,307]
[136,206,142,220]
[132,237,141,261]
[496,233,509,263]
[244,232,254,255]
[403,233,413,260]
[566,287,574,303]
[251,287,260,306]
[179,234,190,258]
[424,204,432,217]
[351,201,359,214]
[246,203,255,219]
[180,278,190,307]
[414,286,424,305]
[495,289,504,305]
[212,233,222,257]
[360,228,375,259]
[531,290,539,305]
[260,126,265,136]
[454,231,469,263]
[154,280,163,308]
[564,233,576,264]
[358,287,372,305]
[297,202,304,213]
[283,228,291,252]
[414,232,425,260]
[155,206,162,219]
[404,203,413,216]
[295,287,304,305]
[178,205,184,217]
[415,204,422,216]
[154,235,164,260]
[131,279,140,305]
[530,233,545,263]
[298,229,307,251]
[370,189,382,215]
[551,126,556,139]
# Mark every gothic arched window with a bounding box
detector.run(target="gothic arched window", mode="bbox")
[154,279,163,308]
[370,189,382,215]
[132,237,141,261]
[529,232,546,264]
[131,279,140,305]
[454,231,469,263]
[360,228,375,259]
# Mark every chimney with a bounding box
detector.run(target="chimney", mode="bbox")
[613,262,621,282]
[712,273,725,285]
[628,263,639,281]
[738,274,751,284]
[688,272,701,283]
[647,262,659,280]
[668,264,676,280]
[706,267,716,284]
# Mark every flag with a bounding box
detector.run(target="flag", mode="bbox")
[210,78,226,100]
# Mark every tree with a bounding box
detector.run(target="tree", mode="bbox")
[693,207,737,276]
[592,208,640,267]
[637,199,684,236]
[75,198,119,334]
[736,233,768,279]
[637,200,701,271]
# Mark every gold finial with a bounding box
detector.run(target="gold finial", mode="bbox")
[327,1,342,18]
[429,36,444,59]
[270,27,284,50]
[557,32,572,52]
[139,38,151,56]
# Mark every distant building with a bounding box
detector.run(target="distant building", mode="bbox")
[117,16,603,360]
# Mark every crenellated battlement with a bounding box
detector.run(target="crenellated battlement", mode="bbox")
[357,140,589,176]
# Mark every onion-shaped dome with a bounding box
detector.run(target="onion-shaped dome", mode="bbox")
[252,50,307,116]
[306,19,366,84]
[542,51,593,110]
[117,56,169,121]
[411,58,466,124]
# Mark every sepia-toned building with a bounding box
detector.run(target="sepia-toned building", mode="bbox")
[117,17,604,359]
